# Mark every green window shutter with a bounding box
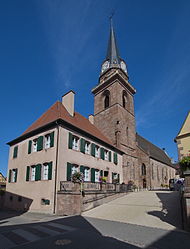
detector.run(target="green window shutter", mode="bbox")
[118,174,120,184]
[28,140,32,154]
[13,146,18,158]
[68,133,73,149]
[80,165,85,174]
[91,168,95,183]
[26,166,30,181]
[109,151,112,162]
[100,148,105,160]
[114,152,118,165]
[8,170,12,183]
[35,164,41,181]
[37,136,43,151]
[50,132,54,147]
[67,162,72,181]
[91,143,95,157]
[15,169,18,182]
[80,138,85,153]
[48,162,52,180]
[100,170,103,177]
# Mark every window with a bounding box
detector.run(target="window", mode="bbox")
[43,164,49,180]
[72,165,79,175]
[95,170,100,183]
[104,95,109,109]
[122,91,127,109]
[95,146,99,158]
[72,136,79,150]
[8,169,18,183]
[113,152,118,165]
[12,170,16,182]
[85,141,90,154]
[13,146,18,158]
[28,132,54,154]
[84,168,90,182]
[104,150,109,160]
[33,139,37,152]
[104,171,109,177]
[44,134,51,149]
[31,166,36,181]
[142,164,146,176]
[103,90,110,109]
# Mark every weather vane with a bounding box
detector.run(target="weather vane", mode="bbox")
[109,11,115,26]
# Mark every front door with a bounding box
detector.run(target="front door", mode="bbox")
[143,179,147,188]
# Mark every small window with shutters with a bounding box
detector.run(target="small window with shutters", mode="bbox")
[9,169,18,183]
[44,132,54,149]
[42,162,52,180]
[44,135,51,149]
[31,166,36,181]
[84,167,90,182]
[95,146,99,158]
[104,150,109,161]
[32,139,38,152]
[43,164,49,180]
[85,141,90,154]
[71,165,79,175]
[72,136,79,150]
[13,146,18,159]
[95,170,100,183]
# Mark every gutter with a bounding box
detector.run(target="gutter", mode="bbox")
[53,121,60,214]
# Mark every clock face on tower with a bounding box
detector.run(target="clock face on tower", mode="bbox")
[101,60,110,73]
[120,61,127,73]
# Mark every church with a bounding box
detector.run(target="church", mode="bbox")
[5,23,176,214]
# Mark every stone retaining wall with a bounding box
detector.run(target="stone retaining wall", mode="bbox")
[56,182,126,216]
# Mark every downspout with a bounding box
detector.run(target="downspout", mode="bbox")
[53,121,60,214]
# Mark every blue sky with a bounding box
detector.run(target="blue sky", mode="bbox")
[0,0,190,176]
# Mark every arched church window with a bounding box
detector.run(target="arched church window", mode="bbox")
[104,96,109,109]
[103,90,110,109]
[142,163,146,176]
[122,91,127,108]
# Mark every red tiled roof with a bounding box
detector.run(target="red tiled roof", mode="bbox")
[22,101,113,146]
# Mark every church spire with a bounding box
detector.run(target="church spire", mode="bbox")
[106,18,121,65]
[100,18,128,76]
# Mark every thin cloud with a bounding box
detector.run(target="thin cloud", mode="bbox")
[136,4,190,129]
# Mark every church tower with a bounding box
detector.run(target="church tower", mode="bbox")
[92,21,138,183]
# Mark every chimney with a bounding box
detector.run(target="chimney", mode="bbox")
[88,114,94,124]
[62,90,75,117]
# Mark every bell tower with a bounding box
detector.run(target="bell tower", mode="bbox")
[92,21,137,157]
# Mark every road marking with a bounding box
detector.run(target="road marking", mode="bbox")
[33,225,60,235]
[13,229,40,242]
[48,222,76,231]
[0,233,15,249]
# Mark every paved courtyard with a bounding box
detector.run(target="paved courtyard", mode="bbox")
[82,190,182,230]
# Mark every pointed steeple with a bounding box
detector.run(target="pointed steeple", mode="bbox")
[106,18,121,65]
[100,18,128,76]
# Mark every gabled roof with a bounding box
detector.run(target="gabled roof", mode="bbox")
[176,111,190,138]
[136,134,172,166]
[9,101,116,150]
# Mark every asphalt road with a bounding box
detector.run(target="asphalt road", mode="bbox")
[0,190,190,249]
